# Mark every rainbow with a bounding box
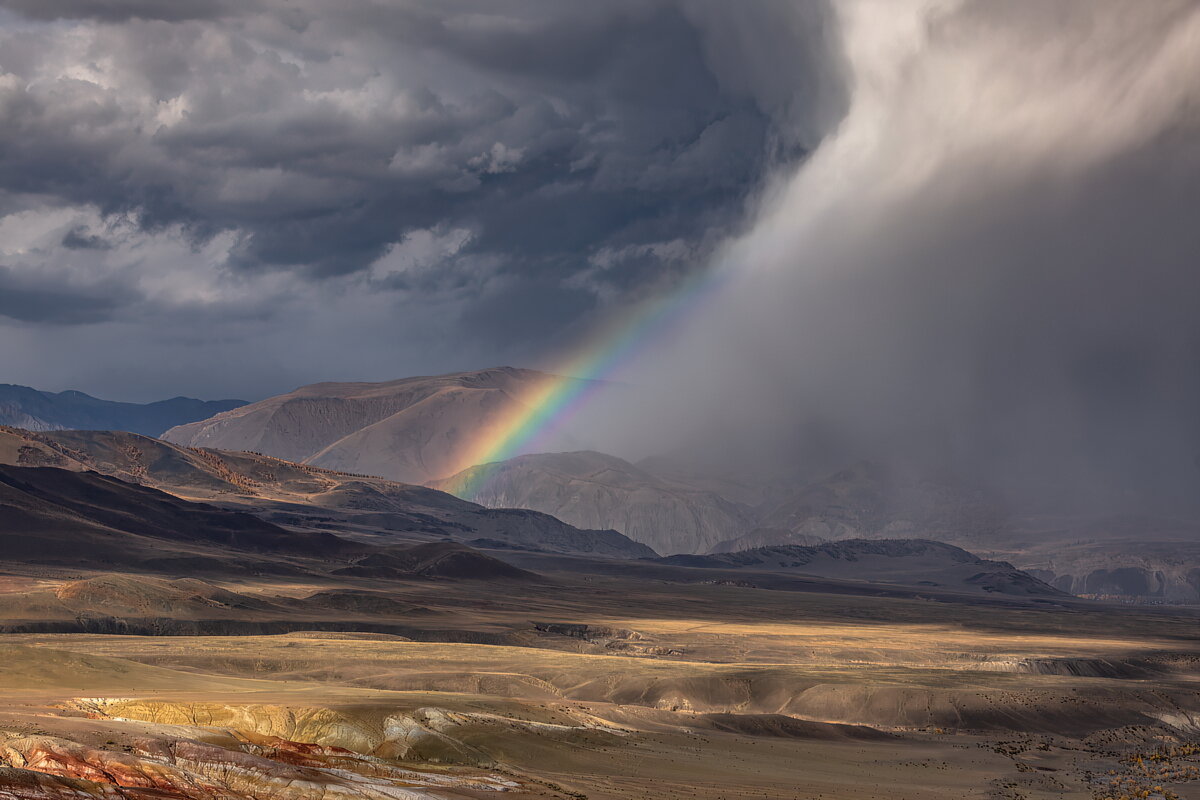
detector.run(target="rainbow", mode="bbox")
[441,267,727,498]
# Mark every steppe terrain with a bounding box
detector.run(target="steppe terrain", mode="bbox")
[2,544,1199,799]
[0,425,1197,798]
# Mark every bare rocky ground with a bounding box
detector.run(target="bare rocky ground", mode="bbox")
[1,554,1199,799]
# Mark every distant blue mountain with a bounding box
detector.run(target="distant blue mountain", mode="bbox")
[0,384,246,438]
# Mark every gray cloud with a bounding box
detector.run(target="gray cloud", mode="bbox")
[0,0,235,22]
[0,266,128,324]
[0,0,844,398]
[3,0,1193,522]
[60,226,112,250]
[0,2,840,288]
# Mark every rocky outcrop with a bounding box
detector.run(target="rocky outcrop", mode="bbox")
[1025,563,1200,602]
[0,732,518,799]
[989,517,1200,603]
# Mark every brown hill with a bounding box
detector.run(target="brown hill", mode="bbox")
[335,542,537,581]
[161,367,591,485]
[0,464,351,569]
[658,539,1065,597]
[707,527,826,554]
[0,426,654,559]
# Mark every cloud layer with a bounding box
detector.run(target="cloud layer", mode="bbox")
[3,0,1197,514]
[0,0,843,399]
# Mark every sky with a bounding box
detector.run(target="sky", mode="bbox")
[0,0,843,401]
[574,0,1200,512]
[1,0,1198,511]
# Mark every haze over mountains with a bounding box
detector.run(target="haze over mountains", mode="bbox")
[432,450,759,556]
[0,410,1084,602]
[437,455,1009,555]
[25,363,1165,604]
[0,427,1066,603]
[0,384,245,437]
[429,434,1200,602]
[657,539,1065,598]
[152,367,1009,560]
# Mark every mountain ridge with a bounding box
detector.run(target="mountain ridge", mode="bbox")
[162,367,592,485]
[0,426,655,560]
[0,383,245,437]
[657,539,1066,597]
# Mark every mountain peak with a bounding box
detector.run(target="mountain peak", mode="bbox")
[162,368,585,485]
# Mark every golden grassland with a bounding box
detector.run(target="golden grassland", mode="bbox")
[0,562,1198,798]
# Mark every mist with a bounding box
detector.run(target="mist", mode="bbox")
[573,0,1200,514]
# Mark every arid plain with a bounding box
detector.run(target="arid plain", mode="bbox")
[2,549,1200,799]
[0,426,1198,799]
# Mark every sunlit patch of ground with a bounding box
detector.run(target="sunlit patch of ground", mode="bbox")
[1,556,1198,798]
[0,625,1197,798]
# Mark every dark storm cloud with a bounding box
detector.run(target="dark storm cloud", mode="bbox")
[0,266,127,324]
[0,0,236,22]
[0,0,844,400]
[61,226,112,250]
[0,0,843,314]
